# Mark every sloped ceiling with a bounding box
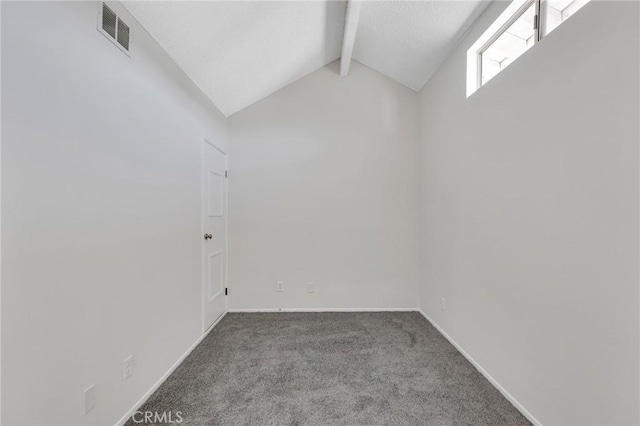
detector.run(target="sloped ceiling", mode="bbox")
[124,0,490,117]
[353,0,491,91]
[124,1,347,116]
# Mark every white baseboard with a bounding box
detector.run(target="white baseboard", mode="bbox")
[228,307,418,313]
[417,310,542,426]
[114,311,228,426]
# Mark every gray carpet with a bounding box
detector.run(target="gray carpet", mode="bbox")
[125,312,530,425]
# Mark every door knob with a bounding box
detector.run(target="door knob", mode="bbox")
[204,233,213,240]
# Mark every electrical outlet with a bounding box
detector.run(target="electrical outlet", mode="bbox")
[83,384,96,414]
[441,297,446,311]
[307,282,314,293]
[123,354,133,380]
[276,281,284,292]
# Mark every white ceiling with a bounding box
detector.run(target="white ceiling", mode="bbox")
[124,1,347,116]
[124,0,491,117]
[353,0,491,91]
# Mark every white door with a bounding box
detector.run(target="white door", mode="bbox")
[202,140,227,331]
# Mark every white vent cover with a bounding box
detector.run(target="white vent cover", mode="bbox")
[98,3,130,54]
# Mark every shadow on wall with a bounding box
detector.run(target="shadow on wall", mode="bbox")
[325,0,347,70]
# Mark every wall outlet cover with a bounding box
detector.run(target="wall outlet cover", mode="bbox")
[123,354,133,380]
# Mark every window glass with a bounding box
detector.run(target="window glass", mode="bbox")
[468,0,592,96]
[543,0,590,35]
[481,3,537,85]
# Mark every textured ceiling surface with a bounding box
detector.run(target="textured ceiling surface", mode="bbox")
[353,0,491,91]
[124,1,347,116]
[124,1,491,116]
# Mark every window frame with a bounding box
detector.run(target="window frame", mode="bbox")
[466,0,589,97]
[476,0,541,89]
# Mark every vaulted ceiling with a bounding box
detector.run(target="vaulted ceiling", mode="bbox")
[124,0,491,117]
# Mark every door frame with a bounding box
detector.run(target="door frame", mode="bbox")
[201,137,229,334]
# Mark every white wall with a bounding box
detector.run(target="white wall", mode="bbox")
[4,1,637,425]
[228,61,421,311]
[1,2,227,425]
[417,1,639,425]
[0,2,3,422]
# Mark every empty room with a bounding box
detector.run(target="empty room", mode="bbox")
[1,0,638,425]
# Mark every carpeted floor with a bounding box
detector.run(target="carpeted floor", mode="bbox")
[125,312,530,425]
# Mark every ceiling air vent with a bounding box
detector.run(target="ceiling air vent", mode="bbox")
[98,2,130,55]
